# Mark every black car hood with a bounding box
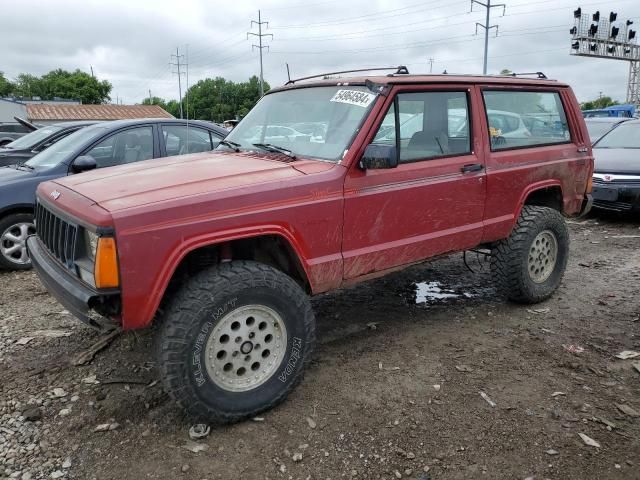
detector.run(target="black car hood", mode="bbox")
[593,148,640,174]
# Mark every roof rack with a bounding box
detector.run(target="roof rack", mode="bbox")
[508,72,548,79]
[285,66,409,85]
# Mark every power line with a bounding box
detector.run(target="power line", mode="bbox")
[247,10,273,97]
[170,47,186,118]
[472,0,506,75]
[271,0,468,29]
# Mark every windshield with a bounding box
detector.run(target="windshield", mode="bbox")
[595,122,640,149]
[25,127,96,168]
[5,125,64,150]
[219,86,378,162]
[586,122,618,142]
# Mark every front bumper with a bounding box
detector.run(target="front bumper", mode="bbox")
[27,235,119,330]
[591,182,640,212]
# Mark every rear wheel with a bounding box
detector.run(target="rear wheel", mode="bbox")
[157,260,315,422]
[0,213,35,270]
[491,206,569,304]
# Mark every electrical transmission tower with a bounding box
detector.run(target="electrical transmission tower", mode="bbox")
[570,8,639,105]
[248,10,273,97]
[170,47,186,119]
[471,0,506,75]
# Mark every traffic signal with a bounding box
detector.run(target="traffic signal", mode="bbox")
[611,26,619,39]
[574,8,582,18]
[592,11,600,22]
[572,41,580,49]
[609,12,617,23]
[589,43,598,51]
[589,24,598,36]
[570,26,577,35]
[630,30,636,41]
[607,46,616,54]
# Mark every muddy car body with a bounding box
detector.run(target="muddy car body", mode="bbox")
[28,70,593,422]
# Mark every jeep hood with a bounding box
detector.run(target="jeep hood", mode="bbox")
[51,151,312,212]
[593,147,640,174]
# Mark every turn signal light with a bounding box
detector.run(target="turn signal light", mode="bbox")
[95,237,120,289]
[586,175,593,194]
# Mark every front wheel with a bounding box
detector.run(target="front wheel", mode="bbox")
[0,213,36,270]
[491,206,569,304]
[157,260,316,423]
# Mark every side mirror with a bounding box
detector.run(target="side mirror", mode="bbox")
[359,144,398,170]
[72,155,97,173]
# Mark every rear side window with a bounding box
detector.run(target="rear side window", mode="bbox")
[162,125,216,157]
[482,91,570,150]
[372,91,471,163]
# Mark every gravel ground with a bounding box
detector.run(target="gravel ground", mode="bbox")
[0,213,639,480]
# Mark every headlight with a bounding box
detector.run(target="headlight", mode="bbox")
[85,230,99,260]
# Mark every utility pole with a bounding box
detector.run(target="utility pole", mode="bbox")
[90,65,94,78]
[428,58,434,73]
[170,47,186,118]
[148,89,153,105]
[248,10,273,97]
[472,0,505,75]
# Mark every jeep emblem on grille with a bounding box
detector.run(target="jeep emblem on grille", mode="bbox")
[50,190,61,200]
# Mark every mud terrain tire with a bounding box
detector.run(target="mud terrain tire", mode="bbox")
[491,206,569,304]
[157,260,315,423]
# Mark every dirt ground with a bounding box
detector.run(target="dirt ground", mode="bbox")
[1,213,639,480]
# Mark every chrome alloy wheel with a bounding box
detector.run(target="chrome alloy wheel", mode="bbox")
[527,230,558,283]
[0,222,35,265]
[205,305,288,392]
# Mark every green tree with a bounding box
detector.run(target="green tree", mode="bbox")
[140,76,269,122]
[12,69,111,104]
[142,96,168,108]
[581,96,619,110]
[0,72,13,96]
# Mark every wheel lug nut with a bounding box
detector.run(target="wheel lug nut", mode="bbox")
[249,332,255,339]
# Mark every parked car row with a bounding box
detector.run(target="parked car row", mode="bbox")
[0,119,227,268]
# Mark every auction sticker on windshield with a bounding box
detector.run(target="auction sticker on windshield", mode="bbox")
[330,89,376,108]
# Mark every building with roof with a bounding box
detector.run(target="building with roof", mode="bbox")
[25,103,173,125]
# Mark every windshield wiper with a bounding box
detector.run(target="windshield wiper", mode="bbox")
[252,143,297,160]
[16,162,34,170]
[219,140,241,152]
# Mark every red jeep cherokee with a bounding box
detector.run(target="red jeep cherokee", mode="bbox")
[27,69,593,422]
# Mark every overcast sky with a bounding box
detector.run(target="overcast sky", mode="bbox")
[1,0,638,105]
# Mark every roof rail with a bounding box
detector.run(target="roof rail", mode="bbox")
[285,66,409,85]
[509,72,548,79]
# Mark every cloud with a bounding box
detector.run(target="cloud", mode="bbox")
[1,0,637,103]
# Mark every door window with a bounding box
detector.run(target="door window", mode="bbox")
[372,91,471,163]
[85,126,153,167]
[482,90,570,150]
[162,125,215,157]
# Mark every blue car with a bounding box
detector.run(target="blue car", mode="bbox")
[0,118,227,269]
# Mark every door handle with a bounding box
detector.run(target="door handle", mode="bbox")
[461,163,484,173]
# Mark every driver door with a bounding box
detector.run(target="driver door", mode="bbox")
[342,85,487,279]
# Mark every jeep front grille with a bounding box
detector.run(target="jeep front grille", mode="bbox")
[35,202,79,269]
